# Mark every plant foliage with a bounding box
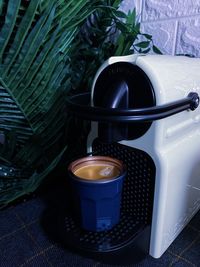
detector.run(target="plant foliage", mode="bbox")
[0,0,161,207]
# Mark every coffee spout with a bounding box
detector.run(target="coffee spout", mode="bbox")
[97,79,129,143]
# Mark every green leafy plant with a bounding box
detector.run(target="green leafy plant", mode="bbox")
[0,0,161,208]
[69,4,162,93]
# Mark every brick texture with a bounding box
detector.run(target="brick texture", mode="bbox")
[142,0,200,21]
[176,17,200,57]
[120,0,200,57]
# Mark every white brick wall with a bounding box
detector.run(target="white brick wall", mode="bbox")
[120,0,200,57]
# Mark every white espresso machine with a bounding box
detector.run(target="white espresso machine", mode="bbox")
[65,55,200,261]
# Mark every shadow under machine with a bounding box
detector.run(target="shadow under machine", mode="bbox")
[64,54,200,261]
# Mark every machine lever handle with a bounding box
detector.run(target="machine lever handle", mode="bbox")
[66,92,199,123]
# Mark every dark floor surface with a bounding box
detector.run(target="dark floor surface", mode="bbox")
[1,179,200,267]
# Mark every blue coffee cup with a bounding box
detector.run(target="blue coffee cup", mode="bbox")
[68,156,126,232]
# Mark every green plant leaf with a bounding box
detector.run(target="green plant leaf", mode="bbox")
[135,41,150,48]
[15,30,74,104]
[142,48,151,54]
[112,0,121,8]
[115,21,128,33]
[13,23,61,94]
[127,8,136,27]
[0,0,21,63]
[0,1,3,15]
[112,10,127,19]
[0,84,33,149]
[143,33,152,40]
[153,45,162,54]
[2,0,41,77]
[6,3,56,86]
[0,145,67,208]
[134,22,140,34]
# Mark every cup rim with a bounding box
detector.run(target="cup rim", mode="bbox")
[68,155,125,183]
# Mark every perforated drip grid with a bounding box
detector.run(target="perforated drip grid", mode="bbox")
[60,211,146,252]
[93,139,156,225]
[60,139,155,253]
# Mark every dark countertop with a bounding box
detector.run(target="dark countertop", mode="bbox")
[1,178,200,267]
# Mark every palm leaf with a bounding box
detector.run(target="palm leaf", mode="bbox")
[0,84,32,145]
[13,22,61,96]
[2,0,41,77]
[0,0,21,62]
[0,0,112,207]
[4,3,56,85]
[0,145,67,208]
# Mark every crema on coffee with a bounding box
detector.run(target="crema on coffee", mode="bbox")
[68,156,123,181]
[74,164,120,180]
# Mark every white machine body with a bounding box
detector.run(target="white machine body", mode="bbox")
[87,55,200,258]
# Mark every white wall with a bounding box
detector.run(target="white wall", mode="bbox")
[120,0,200,57]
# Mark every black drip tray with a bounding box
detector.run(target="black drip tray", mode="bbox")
[57,140,155,263]
[58,211,146,253]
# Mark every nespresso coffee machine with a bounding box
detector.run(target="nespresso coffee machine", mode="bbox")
[64,55,200,262]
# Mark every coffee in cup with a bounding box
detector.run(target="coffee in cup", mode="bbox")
[70,156,122,180]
